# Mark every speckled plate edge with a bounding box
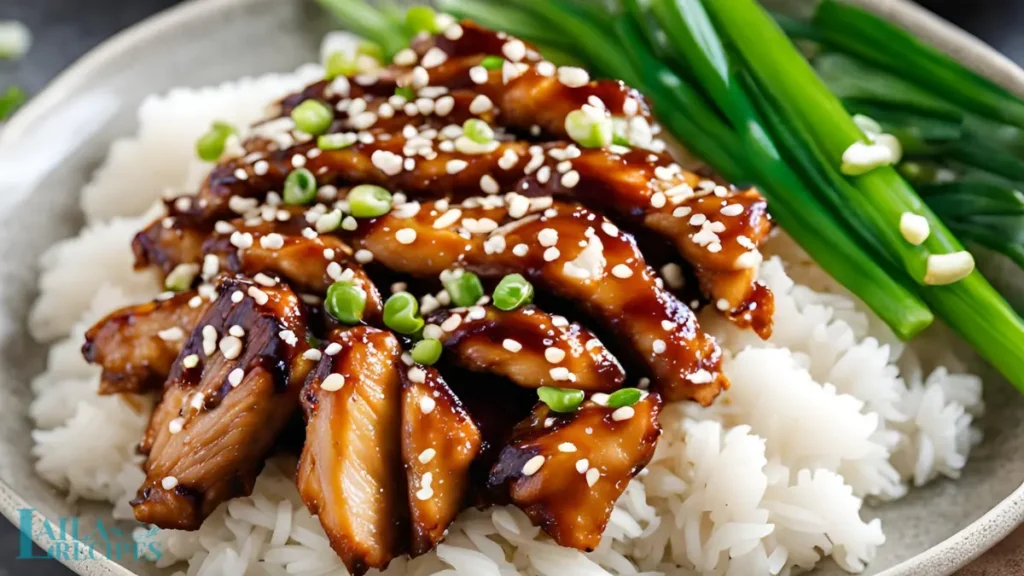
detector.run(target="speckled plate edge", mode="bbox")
[0,0,1021,574]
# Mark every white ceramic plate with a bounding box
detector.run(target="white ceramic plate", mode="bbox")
[0,1,1021,574]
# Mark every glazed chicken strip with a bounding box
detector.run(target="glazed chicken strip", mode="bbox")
[83,290,211,394]
[489,394,662,552]
[134,205,384,320]
[132,275,313,530]
[401,363,482,556]
[426,305,625,391]
[297,327,408,575]
[348,196,727,405]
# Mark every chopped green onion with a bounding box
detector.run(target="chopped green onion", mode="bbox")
[317,132,356,151]
[0,21,31,60]
[607,388,643,409]
[195,121,237,162]
[537,386,585,413]
[356,41,383,62]
[493,274,533,311]
[411,339,443,365]
[291,100,334,136]
[564,108,612,148]
[165,263,199,292]
[383,292,425,334]
[326,281,367,324]
[480,55,504,70]
[405,6,440,36]
[442,270,484,307]
[325,51,358,80]
[395,85,415,100]
[283,168,317,205]
[348,184,393,218]
[0,85,25,121]
[462,118,494,144]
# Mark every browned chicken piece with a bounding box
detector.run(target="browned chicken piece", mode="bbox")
[83,290,210,394]
[427,305,625,391]
[132,208,209,275]
[131,275,314,530]
[134,207,384,321]
[400,363,482,556]
[347,197,727,405]
[297,327,407,575]
[489,393,662,552]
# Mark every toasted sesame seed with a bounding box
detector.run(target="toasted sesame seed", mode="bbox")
[661,320,677,331]
[394,48,417,66]
[469,65,489,84]
[259,233,284,250]
[321,373,345,392]
[419,395,436,413]
[324,343,343,357]
[716,298,731,311]
[371,149,403,176]
[591,392,610,406]
[480,174,499,194]
[228,325,245,338]
[522,455,545,476]
[612,406,635,421]
[168,417,184,434]
[538,228,559,247]
[687,369,714,384]
[503,39,526,62]
[219,336,243,360]
[545,347,565,363]
[550,367,571,381]
[560,170,580,188]
[411,66,429,88]
[158,327,184,341]
[254,273,278,287]
[446,159,468,174]
[720,203,744,217]
[503,339,523,353]
[421,47,448,68]
[651,192,667,209]
[231,290,244,303]
[415,486,434,500]
[230,231,254,249]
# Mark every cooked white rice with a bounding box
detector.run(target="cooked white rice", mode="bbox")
[27,58,985,576]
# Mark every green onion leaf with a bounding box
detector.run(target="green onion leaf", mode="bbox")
[384,292,425,334]
[348,184,393,218]
[291,100,334,136]
[405,6,440,36]
[395,85,415,100]
[442,270,484,307]
[607,388,643,409]
[411,339,443,365]
[537,386,584,413]
[493,274,533,311]
[326,281,367,324]
[283,168,317,205]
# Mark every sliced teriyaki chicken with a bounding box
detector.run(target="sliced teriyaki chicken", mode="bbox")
[489,393,662,552]
[132,275,314,530]
[133,207,384,320]
[427,305,625,391]
[83,290,211,394]
[347,197,728,405]
[400,364,481,556]
[297,327,408,575]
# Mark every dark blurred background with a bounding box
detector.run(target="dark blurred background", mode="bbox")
[0,0,1022,574]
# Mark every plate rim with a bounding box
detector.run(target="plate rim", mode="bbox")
[1,0,1021,574]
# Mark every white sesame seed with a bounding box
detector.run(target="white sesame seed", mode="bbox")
[551,315,569,327]
[480,174,499,194]
[231,290,244,303]
[575,458,589,473]
[469,66,489,84]
[254,273,277,287]
[558,442,577,453]
[522,455,545,476]
[469,94,493,115]
[415,98,434,116]
[325,342,343,356]
[234,168,248,180]
[182,354,199,369]
[302,349,323,362]
[408,367,427,384]
[537,165,551,184]
[219,335,243,360]
[586,467,601,486]
[168,417,184,434]
[651,192,667,208]
[550,367,571,381]
[301,227,318,239]
[652,339,666,354]
[687,369,714,384]
[342,216,358,231]
[536,61,556,77]
[433,208,463,229]
[230,231,254,249]
[394,48,417,66]
[503,39,526,62]
[247,286,269,305]
[421,47,448,68]
[355,249,374,263]
[545,347,565,363]
[661,320,677,331]
[538,228,559,247]
[371,150,403,176]
[158,327,184,341]
[499,149,520,171]
[228,325,245,338]
[418,448,437,464]
[560,170,580,188]
[411,66,429,89]
[279,330,298,346]
[591,392,610,406]
[161,476,179,490]
[720,203,744,217]
[423,324,444,340]
[444,23,464,40]
[611,264,633,279]
[228,368,245,387]
[441,314,463,332]
[419,395,436,413]
[716,298,731,311]
[415,486,434,501]
[446,159,468,174]
[259,233,285,250]
[396,228,417,244]
[434,95,455,116]
[557,66,590,88]
[512,243,529,257]
[503,339,523,353]
[612,406,635,421]
[321,373,345,392]
[291,154,307,168]
[543,247,560,262]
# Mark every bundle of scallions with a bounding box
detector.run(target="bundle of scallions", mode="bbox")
[317,0,1024,395]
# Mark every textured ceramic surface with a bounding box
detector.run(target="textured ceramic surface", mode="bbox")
[0,1,1021,575]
